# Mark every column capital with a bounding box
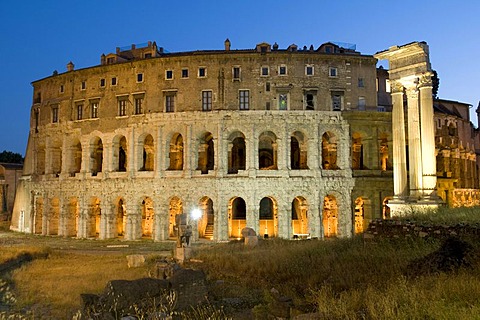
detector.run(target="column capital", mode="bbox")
[390,80,404,94]
[406,88,419,99]
[418,72,434,89]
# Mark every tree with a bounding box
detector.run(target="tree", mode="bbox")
[0,150,24,164]
[432,70,440,99]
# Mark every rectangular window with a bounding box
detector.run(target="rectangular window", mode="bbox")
[239,90,249,110]
[305,92,316,110]
[112,77,117,86]
[181,69,189,78]
[266,102,271,110]
[198,67,206,78]
[358,96,366,110]
[81,81,86,90]
[165,70,173,80]
[279,94,288,110]
[118,99,127,116]
[76,104,83,120]
[134,96,143,114]
[358,77,364,87]
[329,67,338,77]
[332,92,343,111]
[52,106,59,123]
[137,73,143,83]
[261,66,269,76]
[100,78,106,87]
[305,65,314,76]
[279,65,287,75]
[202,90,212,111]
[166,95,175,112]
[60,85,64,93]
[233,67,241,80]
[91,101,98,118]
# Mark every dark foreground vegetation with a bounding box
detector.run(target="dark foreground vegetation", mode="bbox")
[1,207,480,319]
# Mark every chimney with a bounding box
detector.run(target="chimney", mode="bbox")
[67,61,74,72]
[224,38,231,51]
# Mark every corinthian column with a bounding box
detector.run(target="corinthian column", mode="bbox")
[391,81,407,198]
[418,73,437,198]
[406,87,423,199]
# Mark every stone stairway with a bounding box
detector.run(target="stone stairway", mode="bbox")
[203,224,214,240]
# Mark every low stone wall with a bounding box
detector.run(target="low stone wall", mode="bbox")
[364,219,480,239]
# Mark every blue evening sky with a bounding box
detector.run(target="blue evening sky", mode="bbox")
[1,0,479,155]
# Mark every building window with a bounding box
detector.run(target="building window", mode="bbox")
[332,92,343,111]
[165,70,173,80]
[202,90,212,111]
[100,78,106,87]
[76,104,83,120]
[358,96,366,110]
[166,95,175,113]
[134,96,143,114]
[266,102,271,110]
[279,94,288,110]
[181,69,189,78]
[233,67,241,80]
[261,66,269,76]
[266,82,270,92]
[52,106,59,123]
[91,101,98,118]
[112,77,117,86]
[198,67,206,78]
[305,91,316,110]
[279,65,287,75]
[239,90,249,110]
[81,81,86,90]
[358,77,364,87]
[329,67,338,77]
[60,85,64,93]
[137,73,143,83]
[305,65,314,76]
[118,99,127,116]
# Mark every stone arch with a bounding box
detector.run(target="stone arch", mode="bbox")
[48,197,60,235]
[116,198,126,237]
[50,138,62,175]
[291,131,308,169]
[354,197,372,234]
[322,132,338,170]
[90,136,103,175]
[168,196,183,237]
[34,197,44,234]
[259,131,277,170]
[113,135,128,172]
[382,196,393,219]
[88,197,101,238]
[197,132,215,174]
[140,134,155,171]
[292,196,309,236]
[67,138,82,176]
[323,194,338,238]
[228,197,246,238]
[259,197,278,237]
[141,197,154,237]
[228,131,246,174]
[198,196,214,239]
[168,133,184,170]
[351,132,366,170]
[379,133,391,171]
[66,197,79,237]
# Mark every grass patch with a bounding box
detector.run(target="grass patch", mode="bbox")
[398,206,480,225]
[0,246,49,265]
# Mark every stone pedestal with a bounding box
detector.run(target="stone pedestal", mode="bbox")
[387,198,441,217]
[174,246,193,263]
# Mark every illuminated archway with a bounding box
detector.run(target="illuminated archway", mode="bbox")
[228,197,246,238]
[116,198,126,237]
[168,196,183,237]
[323,195,338,237]
[197,132,214,174]
[322,132,338,170]
[88,197,101,238]
[259,197,278,237]
[292,196,308,236]
[198,197,214,239]
[228,132,246,174]
[168,133,184,170]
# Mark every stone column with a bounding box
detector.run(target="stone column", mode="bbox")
[77,200,89,239]
[391,82,408,198]
[277,202,290,239]
[184,125,192,177]
[247,200,260,235]
[418,74,437,198]
[156,125,164,177]
[406,87,423,199]
[215,198,228,241]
